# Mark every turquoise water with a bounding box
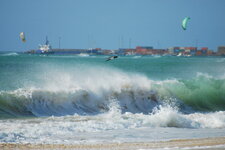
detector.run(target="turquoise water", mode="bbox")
[1,54,225,88]
[0,52,225,145]
[1,54,225,112]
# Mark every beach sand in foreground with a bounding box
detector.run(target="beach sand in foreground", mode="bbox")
[1,137,225,150]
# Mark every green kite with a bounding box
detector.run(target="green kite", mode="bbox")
[182,17,190,30]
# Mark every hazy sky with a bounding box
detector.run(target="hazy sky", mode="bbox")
[1,0,225,51]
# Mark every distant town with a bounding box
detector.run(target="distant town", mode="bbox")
[26,45,225,57]
[26,39,225,56]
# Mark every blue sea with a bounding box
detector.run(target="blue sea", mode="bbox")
[0,52,225,148]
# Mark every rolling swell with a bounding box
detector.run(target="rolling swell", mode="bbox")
[164,73,225,111]
[0,87,159,118]
[0,71,224,118]
[0,90,33,118]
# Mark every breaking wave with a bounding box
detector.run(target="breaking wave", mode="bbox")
[0,52,18,56]
[0,65,225,128]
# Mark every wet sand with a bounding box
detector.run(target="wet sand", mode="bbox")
[1,137,225,150]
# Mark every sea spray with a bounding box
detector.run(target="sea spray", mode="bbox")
[1,55,225,144]
[0,68,225,118]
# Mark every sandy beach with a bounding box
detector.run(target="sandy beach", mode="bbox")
[1,137,225,150]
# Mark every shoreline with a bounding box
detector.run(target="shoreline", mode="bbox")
[1,137,225,150]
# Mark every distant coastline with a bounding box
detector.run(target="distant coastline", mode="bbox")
[25,46,225,57]
[24,37,225,56]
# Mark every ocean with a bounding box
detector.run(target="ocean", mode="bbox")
[0,52,225,149]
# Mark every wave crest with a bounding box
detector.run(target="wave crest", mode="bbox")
[0,69,225,119]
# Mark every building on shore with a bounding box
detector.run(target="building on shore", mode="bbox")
[25,37,225,56]
[168,46,217,56]
[169,47,197,56]
[218,46,225,56]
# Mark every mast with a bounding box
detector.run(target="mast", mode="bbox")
[59,37,61,49]
[129,38,132,49]
[45,36,49,45]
